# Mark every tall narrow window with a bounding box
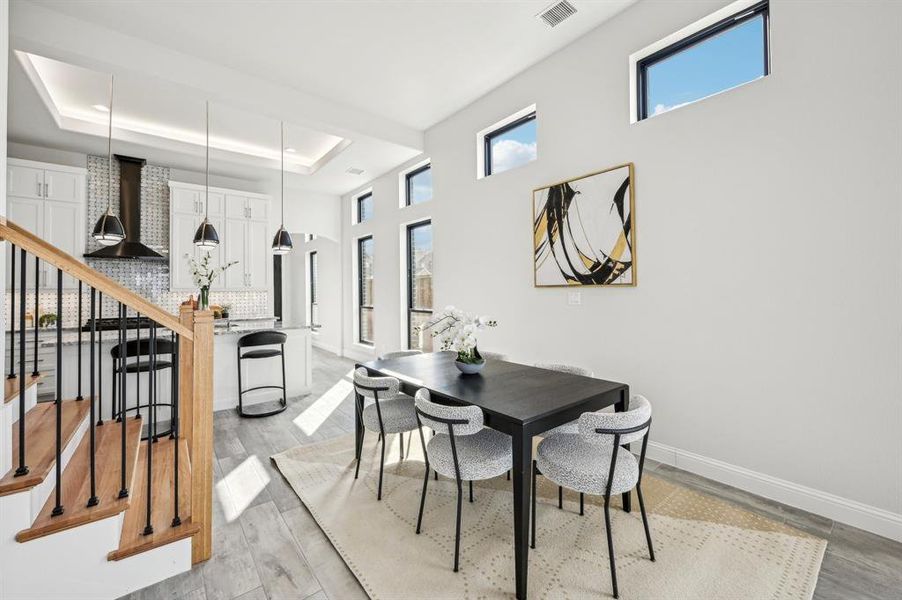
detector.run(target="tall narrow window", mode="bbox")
[484,111,537,176]
[407,221,433,351]
[357,192,373,224]
[309,251,319,328]
[358,236,374,344]
[405,164,432,206]
[637,1,769,120]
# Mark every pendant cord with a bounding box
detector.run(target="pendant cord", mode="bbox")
[205,101,210,220]
[280,121,285,227]
[107,75,114,213]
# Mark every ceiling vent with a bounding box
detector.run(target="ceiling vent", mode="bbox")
[346,167,365,175]
[537,0,577,28]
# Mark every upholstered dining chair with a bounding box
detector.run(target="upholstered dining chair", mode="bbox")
[353,367,421,500]
[534,362,595,513]
[413,389,512,572]
[532,395,655,599]
[379,349,422,360]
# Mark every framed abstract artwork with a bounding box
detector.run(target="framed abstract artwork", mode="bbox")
[533,162,636,287]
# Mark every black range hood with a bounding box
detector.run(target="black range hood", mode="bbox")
[85,154,166,261]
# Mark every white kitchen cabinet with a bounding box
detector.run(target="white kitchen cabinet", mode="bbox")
[6,160,86,291]
[169,182,269,292]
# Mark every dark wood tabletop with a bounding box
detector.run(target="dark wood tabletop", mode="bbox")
[358,351,631,599]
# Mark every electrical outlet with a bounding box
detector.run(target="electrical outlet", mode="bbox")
[568,291,581,306]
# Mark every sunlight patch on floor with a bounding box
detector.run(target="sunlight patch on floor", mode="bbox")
[215,454,271,522]
[294,376,353,436]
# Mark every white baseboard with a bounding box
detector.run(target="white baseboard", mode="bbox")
[342,345,375,364]
[311,339,341,355]
[645,441,902,543]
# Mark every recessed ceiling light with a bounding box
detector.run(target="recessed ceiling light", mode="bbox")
[346,167,365,175]
[285,147,296,153]
[92,104,110,112]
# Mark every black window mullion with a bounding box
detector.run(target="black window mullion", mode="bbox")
[357,236,373,345]
[405,164,432,206]
[406,220,432,350]
[484,112,536,177]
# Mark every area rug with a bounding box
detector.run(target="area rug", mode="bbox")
[272,434,825,599]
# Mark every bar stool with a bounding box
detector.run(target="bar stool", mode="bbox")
[111,337,175,441]
[237,330,288,418]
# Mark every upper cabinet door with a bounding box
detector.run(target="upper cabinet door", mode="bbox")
[171,186,201,215]
[8,165,44,199]
[246,197,269,222]
[206,192,225,217]
[224,218,247,289]
[43,200,84,289]
[43,169,82,203]
[245,220,269,290]
[171,212,200,290]
[7,197,42,288]
[225,194,247,220]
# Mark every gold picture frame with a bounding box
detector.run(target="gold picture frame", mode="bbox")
[533,162,636,287]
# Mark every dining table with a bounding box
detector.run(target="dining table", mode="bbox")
[357,351,631,600]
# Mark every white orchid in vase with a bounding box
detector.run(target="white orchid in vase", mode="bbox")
[416,306,498,365]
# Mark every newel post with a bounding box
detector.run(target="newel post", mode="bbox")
[180,305,214,564]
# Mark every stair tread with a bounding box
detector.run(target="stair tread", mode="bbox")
[16,416,143,542]
[108,437,197,561]
[4,373,43,404]
[0,399,91,496]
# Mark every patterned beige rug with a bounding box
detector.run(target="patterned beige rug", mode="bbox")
[272,434,825,599]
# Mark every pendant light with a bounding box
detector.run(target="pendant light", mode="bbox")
[194,101,220,247]
[272,121,294,255]
[91,74,126,246]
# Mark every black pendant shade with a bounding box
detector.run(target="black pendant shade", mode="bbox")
[194,218,220,247]
[272,226,293,255]
[92,208,126,247]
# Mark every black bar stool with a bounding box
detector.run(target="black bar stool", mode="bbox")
[237,330,288,418]
[111,337,175,440]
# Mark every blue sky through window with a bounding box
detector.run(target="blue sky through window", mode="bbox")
[358,193,373,222]
[408,166,432,205]
[489,117,537,175]
[646,15,765,117]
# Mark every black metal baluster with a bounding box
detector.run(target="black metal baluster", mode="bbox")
[118,303,128,499]
[8,244,15,380]
[143,322,156,535]
[172,333,181,527]
[51,268,63,517]
[97,292,103,426]
[87,288,98,507]
[32,256,40,377]
[135,314,141,421]
[76,281,83,400]
[14,248,28,477]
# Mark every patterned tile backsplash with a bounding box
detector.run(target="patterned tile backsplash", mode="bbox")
[5,155,270,328]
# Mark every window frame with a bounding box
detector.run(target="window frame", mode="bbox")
[404,163,432,207]
[308,250,318,329]
[483,111,537,177]
[406,220,432,351]
[356,191,373,224]
[357,235,374,345]
[636,0,769,121]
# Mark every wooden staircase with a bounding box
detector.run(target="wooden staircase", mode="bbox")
[0,217,215,599]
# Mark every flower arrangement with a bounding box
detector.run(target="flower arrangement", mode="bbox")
[188,253,238,309]
[415,306,497,365]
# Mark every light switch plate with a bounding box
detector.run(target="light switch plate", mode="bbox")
[568,291,581,306]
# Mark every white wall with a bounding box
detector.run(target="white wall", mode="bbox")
[339,0,902,534]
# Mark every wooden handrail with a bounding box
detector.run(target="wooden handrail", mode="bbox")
[0,217,192,340]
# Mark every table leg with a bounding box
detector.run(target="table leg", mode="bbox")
[615,389,632,513]
[512,429,532,599]
[354,391,363,461]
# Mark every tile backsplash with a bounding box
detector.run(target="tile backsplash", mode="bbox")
[5,156,270,328]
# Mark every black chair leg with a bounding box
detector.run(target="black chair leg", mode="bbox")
[580,492,584,516]
[558,485,563,509]
[469,480,473,503]
[531,460,537,549]
[399,431,404,460]
[354,429,364,479]
[432,430,438,480]
[453,478,463,572]
[377,431,386,501]
[637,483,655,561]
[416,462,429,534]
[603,496,619,599]
[507,470,510,481]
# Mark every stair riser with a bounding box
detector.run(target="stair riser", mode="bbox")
[0,511,191,599]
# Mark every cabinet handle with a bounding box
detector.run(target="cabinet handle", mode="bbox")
[36,181,42,197]
[44,183,49,197]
